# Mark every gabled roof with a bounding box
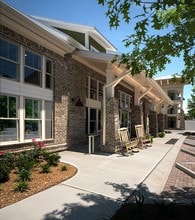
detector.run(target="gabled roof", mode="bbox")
[32,16,117,53]
[1,1,75,56]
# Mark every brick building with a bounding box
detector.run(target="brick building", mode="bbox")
[0,2,185,153]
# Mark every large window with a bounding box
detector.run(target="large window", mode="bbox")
[24,50,41,86]
[0,38,19,81]
[45,101,52,138]
[0,95,18,141]
[25,99,41,139]
[86,77,104,101]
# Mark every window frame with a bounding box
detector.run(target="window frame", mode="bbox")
[24,98,41,140]
[86,76,104,102]
[24,49,42,86]
[45,101,53,139]
[0,95,19,142]
[45,58,52,89]
[118,91,132,110]
[0,38,19,81]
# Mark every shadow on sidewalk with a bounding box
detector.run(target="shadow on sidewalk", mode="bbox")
[43,182,195,220]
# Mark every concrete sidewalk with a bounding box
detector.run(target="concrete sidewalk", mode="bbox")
[0,132,186,220]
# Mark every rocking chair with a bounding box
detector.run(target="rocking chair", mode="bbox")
[135,124,152,148]
[118,127,139,155]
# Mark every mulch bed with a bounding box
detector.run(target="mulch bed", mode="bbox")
[0,162,77,209]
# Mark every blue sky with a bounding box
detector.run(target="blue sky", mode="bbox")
[3,0,192,112]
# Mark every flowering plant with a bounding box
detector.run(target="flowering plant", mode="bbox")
[32,138,45,149]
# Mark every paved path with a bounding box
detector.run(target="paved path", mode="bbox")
[0,132,188,220]
[163,136,195,200]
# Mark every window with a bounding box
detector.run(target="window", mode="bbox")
[86,107,101,134]
[45,101,52,138]
[0,95,18,141]
[0,38,19,81]
[86,77,104,101]
[118,91,132,110]
[90,78,97,100]
[24,50,41,86]
[45,59,52,89]
[25,99,41,139]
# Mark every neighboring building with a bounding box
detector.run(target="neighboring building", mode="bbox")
[155,76,187,130]
[1,2,184,153]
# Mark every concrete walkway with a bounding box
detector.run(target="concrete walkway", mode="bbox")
[0,131,186,220]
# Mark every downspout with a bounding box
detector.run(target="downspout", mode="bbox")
[102,69,131,146]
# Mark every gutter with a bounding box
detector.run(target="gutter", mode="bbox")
[102,69,131,146]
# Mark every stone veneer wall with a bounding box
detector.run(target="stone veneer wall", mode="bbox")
[101,98,121,153]
[164,114,168,129]
[53,54,70,145]
[66,58,87,148]
[54,55,106,149]
[131,105,142,137]
[158,113,165,132]
[149,111,158,137]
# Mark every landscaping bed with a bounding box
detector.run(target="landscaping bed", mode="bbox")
[0,144,77,209]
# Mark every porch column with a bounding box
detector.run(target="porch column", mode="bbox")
[149,111,158,137]
[106,64,115,99]
[131,105,142,137]
[164,114,168,129]
[158,113,164,132]
[101,98,121,153]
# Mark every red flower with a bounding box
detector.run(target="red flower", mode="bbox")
[0,151,4,156]
[32,138,36,143]
[38,141,45,148]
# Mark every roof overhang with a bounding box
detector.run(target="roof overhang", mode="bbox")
[1,2,74,57]
[73,50,173,105]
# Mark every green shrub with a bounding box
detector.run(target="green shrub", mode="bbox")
[61,164,67,171]
[44,153,60,166]
[40,164,51,173]
[0,153,15,183]
[158,132,165,138]
[14,181,29,192]
[18,168,31,181]
[0,163,11,183]
[16,151,36,171]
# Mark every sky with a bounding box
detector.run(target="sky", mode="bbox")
[3,0,193,112]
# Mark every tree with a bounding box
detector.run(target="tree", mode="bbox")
[187,86,195,119]
[97,0,195,84]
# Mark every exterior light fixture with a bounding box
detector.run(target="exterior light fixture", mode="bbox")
[71,96,84,107]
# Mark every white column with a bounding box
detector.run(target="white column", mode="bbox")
[106,64,115,99]
[19,96,24,142]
